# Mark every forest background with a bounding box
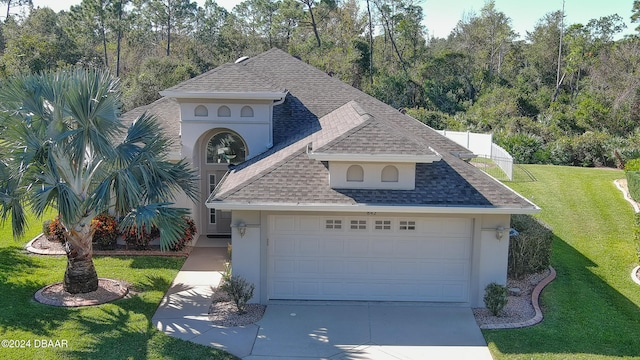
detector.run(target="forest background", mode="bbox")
[3,0,640,167]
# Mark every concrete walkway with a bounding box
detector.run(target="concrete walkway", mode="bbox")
[153,236,493,360]
[152,236,260,357]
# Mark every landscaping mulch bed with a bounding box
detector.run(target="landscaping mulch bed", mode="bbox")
[473,268,551,328]
[34,278,129,307]
[27,234,191,257]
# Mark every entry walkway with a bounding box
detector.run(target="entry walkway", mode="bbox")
[153,236,493,359]
[152,236,260,357]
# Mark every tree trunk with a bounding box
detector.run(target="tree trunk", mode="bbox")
[366,0,373,85]
[6,0,11,19]
[309,6,321,47]
[63,220,98,294]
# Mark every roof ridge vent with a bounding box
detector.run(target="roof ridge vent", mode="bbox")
[235,56,250,64]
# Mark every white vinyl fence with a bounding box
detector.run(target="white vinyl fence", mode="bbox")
[436,130,514,180]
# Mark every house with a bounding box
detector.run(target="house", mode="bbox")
[124,48,539,307]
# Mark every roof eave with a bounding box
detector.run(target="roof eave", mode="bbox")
[308,152,442,163]
[205,201,541,215]
[159,91,287,101]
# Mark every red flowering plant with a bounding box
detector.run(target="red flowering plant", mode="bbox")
[47,216,66,243]
[168,216,197,252]
[92,213,119,250]
[124,224,160,250]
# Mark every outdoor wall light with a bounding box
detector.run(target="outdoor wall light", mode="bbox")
[236,222,247,238]
[495,226,505,240]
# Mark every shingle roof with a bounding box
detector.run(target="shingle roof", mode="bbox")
[124,48,537,211]
[162,63,285,94]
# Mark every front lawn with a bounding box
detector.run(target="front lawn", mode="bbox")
[0,213,236,360]
[487,165,640,359]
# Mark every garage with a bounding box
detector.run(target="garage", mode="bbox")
[268,215,473,302]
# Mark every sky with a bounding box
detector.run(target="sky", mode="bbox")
[31,0,637,40]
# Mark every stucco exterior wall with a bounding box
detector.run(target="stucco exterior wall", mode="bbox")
[471,214,511,307]
[180,100,275,163]
[230,210,263,304]
[328,162,416,190]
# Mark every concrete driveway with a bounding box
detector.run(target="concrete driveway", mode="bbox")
[153,240,492,359]
[245,303,492,360]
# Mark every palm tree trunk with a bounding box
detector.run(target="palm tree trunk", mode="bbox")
[63,220,98,294]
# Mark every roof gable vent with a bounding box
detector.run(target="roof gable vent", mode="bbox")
[235,56,250,64]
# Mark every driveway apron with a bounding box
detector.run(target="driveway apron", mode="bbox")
[246,303,492,360]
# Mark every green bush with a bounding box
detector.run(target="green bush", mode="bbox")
[627,171,640,203]
[634,213,640,263]
[508,215,554,279]
[42,219,52,238]
[483,282,509,316]
[625,158,640,172]
[220,275,255,314]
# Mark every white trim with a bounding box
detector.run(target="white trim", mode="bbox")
[160,91,286,101]
[206,201,541,214]
[308,152,441,163]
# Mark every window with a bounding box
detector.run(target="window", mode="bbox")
[325,219,342,230]
[374,220,392,230]
[399,220,416,231]
[346,165,364,182]
[240,106,254,117]
[194,105,208,117]
[381,165,399,182]
[208,174,217,224]
[206,131,247,165]
[217,105,231,117]
[350,219,367,230]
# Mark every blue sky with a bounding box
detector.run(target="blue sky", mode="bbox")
[33,0,637,39]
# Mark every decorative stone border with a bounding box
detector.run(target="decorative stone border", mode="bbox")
[34,278,129,307]
[632,266,640,286]
[480,266,556,330]
[24,234,190,257]
[614,179,640,213]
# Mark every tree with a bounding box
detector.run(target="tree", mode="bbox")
[1,8,80,74]
[0,69,198,293]
[138,0,198,56]
[1,0,32,20]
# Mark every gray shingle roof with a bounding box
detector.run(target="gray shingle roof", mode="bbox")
[162,63,285,94]
[124,48,537,211]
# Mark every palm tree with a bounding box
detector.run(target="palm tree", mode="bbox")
[0,69,198,294]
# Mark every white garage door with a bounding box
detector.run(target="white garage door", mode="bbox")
[268,215,472,302]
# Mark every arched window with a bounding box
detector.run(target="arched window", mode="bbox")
[194,105,208,117]
[381,165,399,182]
[217,105,231,117]
[240,106,254,117]
[206,131,247,165]
[346,165,364,182]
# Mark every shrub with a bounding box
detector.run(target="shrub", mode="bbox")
[634,213,640,263]
[627,171,640,203]
[484,282,509,316]
[508,215,554,279]
[48,216,66,243]
[625,158,640,172]
[92,213,119,250]
[124,225,159,250]
[168,216,197,251]
[219,275,255,314]
[42,219,52,238]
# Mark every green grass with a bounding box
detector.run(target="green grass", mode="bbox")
[0,213,236,360]
[486,165,640,359]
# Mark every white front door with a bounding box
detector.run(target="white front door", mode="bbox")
[268,215,472,302]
